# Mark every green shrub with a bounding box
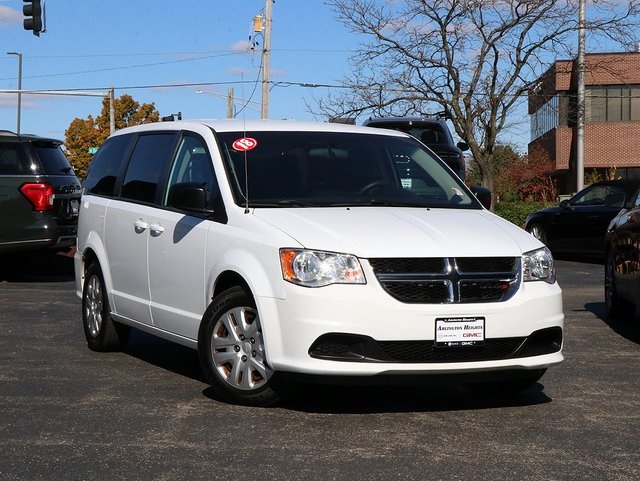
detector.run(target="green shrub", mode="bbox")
[494,201,555,227]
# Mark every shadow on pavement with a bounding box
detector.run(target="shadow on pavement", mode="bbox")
[122,329,206,383]
[119,327,553,412]
[201,376,552,413]
[275,381,551,414]
[0,249,75,283]
[586,301,640,345]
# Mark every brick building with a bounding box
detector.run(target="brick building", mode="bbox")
[528,51,640,194]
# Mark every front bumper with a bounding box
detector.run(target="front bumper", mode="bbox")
[256,278,564,376]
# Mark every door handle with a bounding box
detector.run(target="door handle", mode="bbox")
[134,219,148,233]
[149,224,165,237]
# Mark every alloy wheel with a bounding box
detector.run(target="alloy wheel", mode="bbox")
[209,305,272,391]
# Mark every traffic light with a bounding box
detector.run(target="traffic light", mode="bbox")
[23,0,43,36]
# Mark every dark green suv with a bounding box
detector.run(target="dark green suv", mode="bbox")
[0,130,81,254]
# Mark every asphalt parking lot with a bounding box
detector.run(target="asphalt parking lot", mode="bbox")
[0,254,638,481]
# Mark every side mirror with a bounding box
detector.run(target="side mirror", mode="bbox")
[604,192,626,209]
[470,185,492,210]
[456,141,469,152]
[559,199,571,209]
[168,182,210,214]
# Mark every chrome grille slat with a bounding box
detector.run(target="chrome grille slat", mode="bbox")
[369,257,520,304]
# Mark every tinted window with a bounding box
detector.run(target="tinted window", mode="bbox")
[84,134,133,196]
[217,131,477,209]
[33,143,75,175]
[121,133,177,203]
[572,184,626,206]
[165,135,217,206]
[367,122,449,146]
[0,141,33,175]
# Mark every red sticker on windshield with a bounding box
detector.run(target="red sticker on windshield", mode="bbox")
[232,137,258,152]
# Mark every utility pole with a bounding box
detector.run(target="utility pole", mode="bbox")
[6,52,22,134]
[109,88,115,134]
[576,0,586,191]
[227,88,234,119]
[261,0,273,119]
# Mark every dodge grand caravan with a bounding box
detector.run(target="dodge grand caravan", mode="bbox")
[75,120,564,406]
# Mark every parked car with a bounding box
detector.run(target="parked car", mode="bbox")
[605,186,640,318]
[0,130,81,254]
[75,119,563,406]
[363,116,469,180]
[524,180,640,259]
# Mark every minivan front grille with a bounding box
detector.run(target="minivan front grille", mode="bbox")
[368,257,520,304]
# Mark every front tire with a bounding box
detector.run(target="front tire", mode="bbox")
[605,250,635,319]
[82,262,130,351]
[198,286,282,406]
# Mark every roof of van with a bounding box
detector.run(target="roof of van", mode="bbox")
[111,119,411,137]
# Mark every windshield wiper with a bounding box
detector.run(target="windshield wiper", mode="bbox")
[366,199,430,207]
[246,200,320,208]
[276,200,320,207]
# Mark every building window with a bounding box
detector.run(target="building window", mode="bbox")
[530,95,559,141]
[586,85,640,122]
[631,87,640,121]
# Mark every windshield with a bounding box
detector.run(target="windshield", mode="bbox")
[216,130,478,209]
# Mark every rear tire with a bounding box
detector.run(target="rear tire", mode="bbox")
[82,262,130,351]
[198,286,284,406]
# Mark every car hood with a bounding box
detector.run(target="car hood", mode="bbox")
[252,207,542,258]
[527,206,563,217]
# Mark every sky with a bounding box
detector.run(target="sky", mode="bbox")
[0,1,364,142]
[1,1,626,152]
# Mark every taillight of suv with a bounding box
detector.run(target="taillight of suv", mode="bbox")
[434,150,464,176]
[20,183,55,211]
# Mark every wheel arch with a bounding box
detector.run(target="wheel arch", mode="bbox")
[212,270,252,301]
[78,232,115,306]
[207,247,287,303]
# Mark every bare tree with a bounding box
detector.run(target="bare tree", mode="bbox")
[313,0,640,201]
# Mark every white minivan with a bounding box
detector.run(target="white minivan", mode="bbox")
[75,120,563,406]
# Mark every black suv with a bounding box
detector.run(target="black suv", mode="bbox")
[363,117,469,180]
[0,130,81,254]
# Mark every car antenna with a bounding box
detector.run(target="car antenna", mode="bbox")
[241,75,250,214]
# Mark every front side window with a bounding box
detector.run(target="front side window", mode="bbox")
[165,135,217,207]
[216,131,479,209]
[572,184,625,206]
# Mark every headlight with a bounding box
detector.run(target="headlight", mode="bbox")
[522,247,556,284]
[279,249,366,287]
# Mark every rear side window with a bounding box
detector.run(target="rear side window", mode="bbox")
[0,141,32,175]
[32,143,75,175]
[121,133,177,204]
[84,134,133,197]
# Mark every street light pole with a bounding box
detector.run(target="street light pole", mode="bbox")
[7,52,22,135]
[576,0,586,192]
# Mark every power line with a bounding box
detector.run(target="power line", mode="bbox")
[0,51,241,82]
